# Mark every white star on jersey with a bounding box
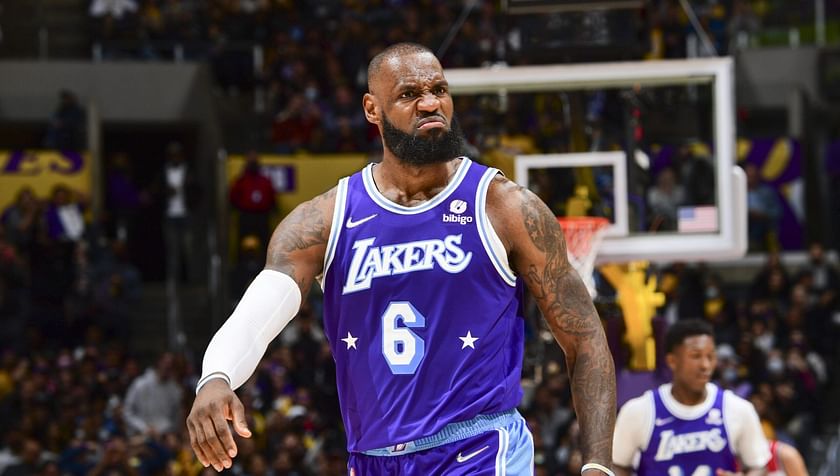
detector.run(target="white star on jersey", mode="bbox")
[459,331,478,349]
[341,332,358,349]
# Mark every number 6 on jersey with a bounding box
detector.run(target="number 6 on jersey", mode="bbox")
[381,301,426,374]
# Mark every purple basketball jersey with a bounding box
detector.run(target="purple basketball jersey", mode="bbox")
[321,158,525,452]
[638,385,737,475]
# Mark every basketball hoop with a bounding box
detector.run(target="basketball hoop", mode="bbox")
[557,217,610,298]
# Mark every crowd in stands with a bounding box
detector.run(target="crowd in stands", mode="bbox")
[87,0,840,154]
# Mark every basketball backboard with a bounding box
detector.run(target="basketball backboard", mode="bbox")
[446,58,747,264]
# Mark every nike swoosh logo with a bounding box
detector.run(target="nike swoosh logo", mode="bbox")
[456,445,489,463]
[346,214,377,229]
[655,417,674,426]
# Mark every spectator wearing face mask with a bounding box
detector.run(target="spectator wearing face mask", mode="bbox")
[717,344,751,398]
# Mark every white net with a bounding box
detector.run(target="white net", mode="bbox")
[558,217,609,298]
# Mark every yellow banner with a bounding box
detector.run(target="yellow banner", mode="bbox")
[225,154,369,215]
[0,150,92,212]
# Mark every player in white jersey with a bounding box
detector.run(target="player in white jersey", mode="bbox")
[612,319,770,476]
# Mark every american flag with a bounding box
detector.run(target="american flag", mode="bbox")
[677,206,718,233]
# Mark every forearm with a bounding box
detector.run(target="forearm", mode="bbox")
[565,316,616,466]
[197,270,301,391]
[492,178,617,467]
[540,268,615,467]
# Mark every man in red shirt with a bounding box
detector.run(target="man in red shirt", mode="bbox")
[229,151,277,251]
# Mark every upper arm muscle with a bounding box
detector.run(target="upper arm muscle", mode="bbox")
[486,176,600,349]
[265,186,336,295]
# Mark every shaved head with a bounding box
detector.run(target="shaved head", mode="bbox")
[367,43,437,93]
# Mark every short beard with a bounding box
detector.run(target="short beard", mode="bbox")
[381,113,466,166]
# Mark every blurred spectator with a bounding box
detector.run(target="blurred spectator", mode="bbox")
[0,223,29,345]
[230,235,264,298]
[87,437,137,476]
[524,377,573,471]
[43,185,86,244]
[43,91,86,152]
[660,1,688,59]
[716,343,748,394]
[89,0,138,20]
[229,150,277,250]
[87,240,142,341]
[1,187,40,255]
[674,144,716,206]
[803,242,838,307]
[797,243,840,357]
[744,162,782,252]
[646,166,685,231]
[158,142,200,284]
[728,0,761,52]
[123,352,182,437]
[323,85,367,152]
[271,94,322,154]
[750,251,791,304]
[0,437,43,476]
[105,152,145,243]
[25,185,86,318]
[0,432,23,476]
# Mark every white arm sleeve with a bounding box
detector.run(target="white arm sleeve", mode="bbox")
[196,269,302,393]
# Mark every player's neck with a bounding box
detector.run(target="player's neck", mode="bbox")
[373,156,462,205]
[670,383,707,406]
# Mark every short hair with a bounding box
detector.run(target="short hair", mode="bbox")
[367,42,435,91]
[664,319,714,354]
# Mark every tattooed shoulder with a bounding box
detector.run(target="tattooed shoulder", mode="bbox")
[485,174,569,259]
[490,175,567,255]
[517,186,567,256]
[266,186,336,270]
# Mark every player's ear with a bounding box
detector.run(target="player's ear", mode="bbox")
[665,352,677,372]
[363,93,379,125]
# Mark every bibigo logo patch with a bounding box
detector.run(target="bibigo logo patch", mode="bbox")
[444,200,472,224]
[449,199,467,214]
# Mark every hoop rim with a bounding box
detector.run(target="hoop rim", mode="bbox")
[556,216,610,227]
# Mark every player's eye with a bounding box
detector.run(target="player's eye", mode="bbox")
[400,91,416,99]
[433,86,448,95]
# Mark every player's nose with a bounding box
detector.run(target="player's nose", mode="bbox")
[416,91,441,112]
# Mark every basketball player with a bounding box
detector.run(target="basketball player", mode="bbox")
[186,43,616,475]
[612,319,770,475]
[767,440,808,476]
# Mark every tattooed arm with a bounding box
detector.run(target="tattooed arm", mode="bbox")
[487,175,616,472]
[265,186,336,293]
[187,188,335,472]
